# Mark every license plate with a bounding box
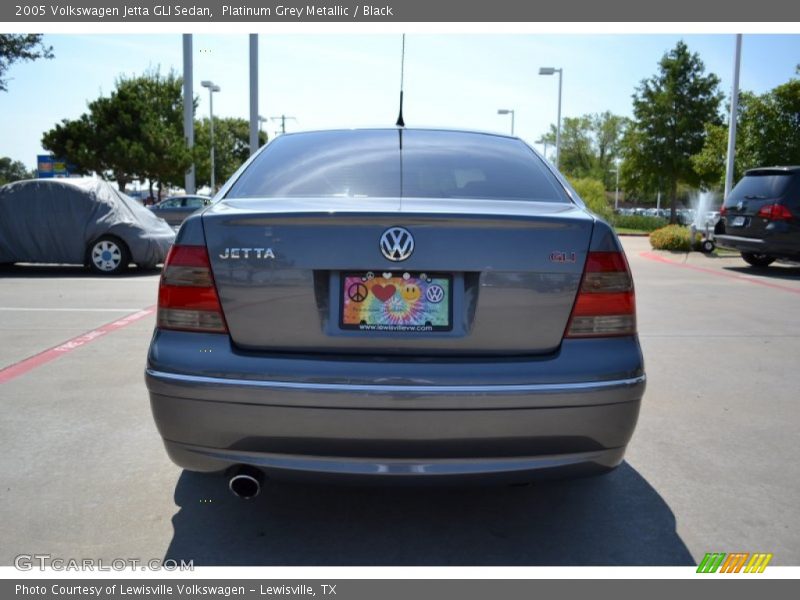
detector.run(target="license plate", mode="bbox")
[732,216,746,227]
[340,271,452,332]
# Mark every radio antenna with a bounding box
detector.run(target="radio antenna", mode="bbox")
[396,34,406,127]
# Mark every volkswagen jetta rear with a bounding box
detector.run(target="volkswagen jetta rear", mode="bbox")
[145,129,645,487]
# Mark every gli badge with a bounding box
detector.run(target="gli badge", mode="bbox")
[549,251,577,264]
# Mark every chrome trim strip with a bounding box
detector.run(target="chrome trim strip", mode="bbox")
[146,368,645,395]
[715,234,765,244]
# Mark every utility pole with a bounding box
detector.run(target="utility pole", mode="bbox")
[270,115,296,135]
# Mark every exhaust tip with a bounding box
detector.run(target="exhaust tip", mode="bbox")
[228,467,263,499]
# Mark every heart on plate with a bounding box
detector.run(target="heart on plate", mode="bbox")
[372,284,396,302]
[382,272,392,279]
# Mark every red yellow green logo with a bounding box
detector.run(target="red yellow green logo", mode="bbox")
[697,552,772,573]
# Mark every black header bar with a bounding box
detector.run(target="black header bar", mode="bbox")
[4,0,799,22]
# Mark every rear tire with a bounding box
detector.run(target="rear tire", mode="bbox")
[741,252,775,268]
[87,236,130,275]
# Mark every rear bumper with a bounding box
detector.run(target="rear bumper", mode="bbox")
[146,332,645,482]
[161,439,629,484]
[715,234,767,253]
[715,234,800,258]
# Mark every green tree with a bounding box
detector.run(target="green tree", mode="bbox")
[544,116,594,178]
[0,157,33,185]
[123,70,193,198]
[0,34,53,92]
[590,111,627,188]
[193,118,267,189]
[42,69,193,195]
[567,176,611,219]
[540,112,627,189]
[622,41,722,222]
[692,78,800,188]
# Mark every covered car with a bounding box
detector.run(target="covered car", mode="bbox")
[0,178,175,274]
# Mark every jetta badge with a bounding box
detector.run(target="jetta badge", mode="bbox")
[379,227,414,262]
[219,248,275,259]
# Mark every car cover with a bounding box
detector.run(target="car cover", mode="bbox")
[0,178,175,266]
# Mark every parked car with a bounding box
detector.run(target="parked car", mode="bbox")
[0,178,175,274]
[149,194,212,226]
[715,166,800,267]
[145,128,645,496]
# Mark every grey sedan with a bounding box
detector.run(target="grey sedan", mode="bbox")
[145,128,645,497]
[149,195,212,226]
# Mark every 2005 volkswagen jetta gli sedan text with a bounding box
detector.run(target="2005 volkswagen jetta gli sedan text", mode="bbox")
[145,128,645,497]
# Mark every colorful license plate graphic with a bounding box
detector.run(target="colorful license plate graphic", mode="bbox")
[341,271,452,332]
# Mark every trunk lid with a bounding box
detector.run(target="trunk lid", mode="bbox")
[202,197,594,356]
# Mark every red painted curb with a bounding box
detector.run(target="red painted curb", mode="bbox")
[639,251,800,296]
[0,306,156,384]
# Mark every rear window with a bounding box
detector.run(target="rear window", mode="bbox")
[726,172,794,205]
[226,129,567,202]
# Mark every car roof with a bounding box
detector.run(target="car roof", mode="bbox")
[744,166,800,175]
[275,126,521,142]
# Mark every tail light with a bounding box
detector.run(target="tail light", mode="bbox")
[565,251,636,338]
[720,206,728,216]
[756,203,793,222]
[157,245,227,333]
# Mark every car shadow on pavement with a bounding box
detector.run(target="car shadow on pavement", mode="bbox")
[163,462,694,566]
[0,264,161,278]
[722,264,800,281]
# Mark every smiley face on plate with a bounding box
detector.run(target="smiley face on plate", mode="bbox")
[400,283,421,302]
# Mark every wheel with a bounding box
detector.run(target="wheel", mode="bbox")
[741,252,775,268]
[87,236,130,275]
[701,239,715,253]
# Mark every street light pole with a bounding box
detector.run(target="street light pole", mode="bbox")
[201,80,221,191]
[258,115,268,140]
[724,34,743,201]
[249,34,259,157]
[182,34,195,195]
[539,67,563,169]
[497,109,515,135]
[610,167,620,211]
[535,138,549,162]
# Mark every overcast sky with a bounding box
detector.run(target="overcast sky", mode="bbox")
[2,33,798,174]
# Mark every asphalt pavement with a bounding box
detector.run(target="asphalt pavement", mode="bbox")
[1,237,798,566]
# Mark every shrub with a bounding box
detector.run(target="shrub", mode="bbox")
[649,225,701,251]
[610,214,668,232]
[567,177,612,220]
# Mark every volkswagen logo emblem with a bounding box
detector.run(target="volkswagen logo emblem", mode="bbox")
[379,227,414,262]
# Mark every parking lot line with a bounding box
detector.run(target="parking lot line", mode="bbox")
[639,251,800,296]
[0,306,155,384]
